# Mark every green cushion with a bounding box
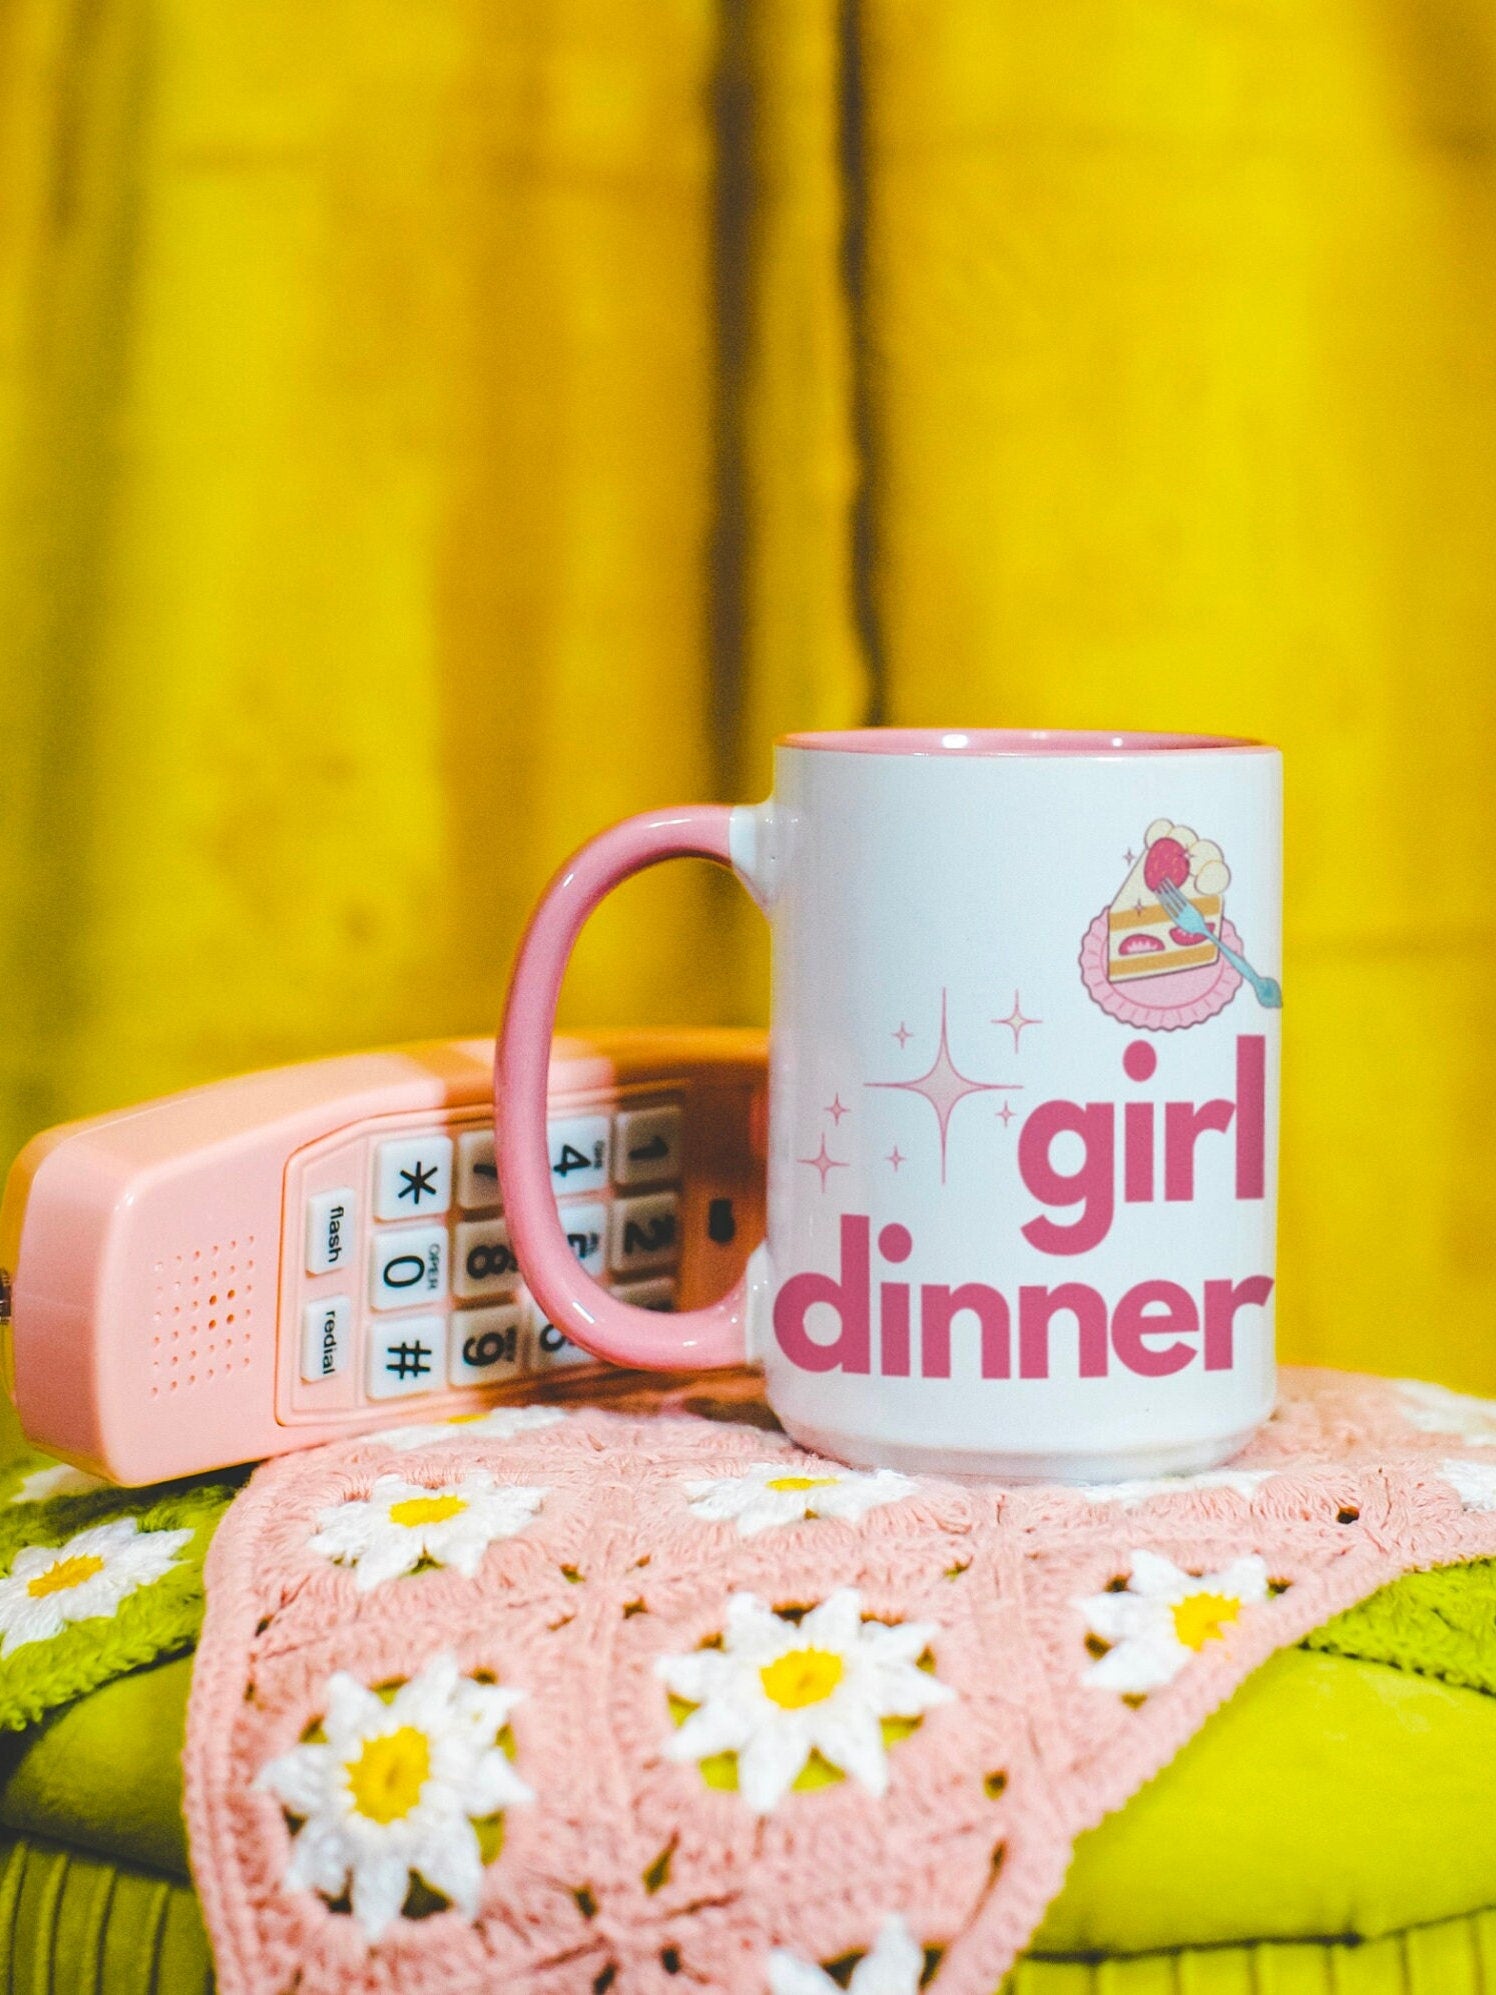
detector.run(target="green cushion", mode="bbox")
[2,1566,1495,1986]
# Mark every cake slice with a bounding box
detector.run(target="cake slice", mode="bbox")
[1106,820,1231,984]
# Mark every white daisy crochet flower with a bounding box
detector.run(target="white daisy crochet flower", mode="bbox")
[255,1651,531,1941]
[0,1517,192,1658]
[684,1463,916,1537]
[308,1472,546,1591]
[8,1462,106,1504]
[1441,1459,1496,1511]
[1075,1549,1271,1695]
[373,1404,566,1453]
[657,1588,954,1813]
[1395,1379,1496,1445]
[769,1914,924,1995]
[1074,1468,1275,1510]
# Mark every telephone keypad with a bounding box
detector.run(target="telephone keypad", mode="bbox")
[293,1091,686,1418]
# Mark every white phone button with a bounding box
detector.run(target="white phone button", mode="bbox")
[300,1296,351,1380]
[370,1226,449,1310]
[559,1201,607,1279]
[306,1188,357,1276]
[612,1276,677,1313]
[613,1105,683,1186]
[548,1114,610,1194]
[455,1129,501,1210]
[374,1134,453,1220]
[531,1305,592,1371]
[449,1304,527,1386]
[367,1316,447,1398]
[609,1192,680,1273]
[454,1218,521,1299]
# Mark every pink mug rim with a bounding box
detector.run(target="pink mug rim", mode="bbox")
[777,727,1274,758]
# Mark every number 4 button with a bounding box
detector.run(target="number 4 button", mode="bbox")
[547,1115,609,1195]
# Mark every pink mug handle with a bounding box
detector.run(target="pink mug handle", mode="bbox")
[496,806,752,1370]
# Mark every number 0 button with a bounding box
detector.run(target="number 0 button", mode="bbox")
[370,1226,448,1310]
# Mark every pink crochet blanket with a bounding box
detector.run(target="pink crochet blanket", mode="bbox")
[185,1367,1496,1995]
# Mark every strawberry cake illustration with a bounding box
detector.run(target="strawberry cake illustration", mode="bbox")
[1107,820,1230,985]
[1078,817,1277,1030]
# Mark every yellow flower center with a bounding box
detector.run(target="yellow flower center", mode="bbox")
[27,1554,104,1598]
[345,1726,431,1825]
[760,1647,846,1709]
[1171,1591,1241,1651]
[765,1475,838,1493]
[387,1494,467,1529]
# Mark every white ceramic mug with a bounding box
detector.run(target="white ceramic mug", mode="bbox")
[497,728,1282,1480]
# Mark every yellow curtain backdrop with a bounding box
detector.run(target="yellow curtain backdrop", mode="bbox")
[1,0,1494,1389]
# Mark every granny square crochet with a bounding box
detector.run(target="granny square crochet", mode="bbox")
[185,1369,1496,1995]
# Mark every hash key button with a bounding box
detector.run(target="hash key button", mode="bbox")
[609,1191,680,1274]
[375,1134,453,1220]
[370,1225,448,1311]
[368,1316,447,1399]
[613,1104,682,1186]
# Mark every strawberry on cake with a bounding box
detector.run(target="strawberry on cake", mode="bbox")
[1107,820,1231,984]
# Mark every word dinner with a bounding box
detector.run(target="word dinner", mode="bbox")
[773,1034,1272,1382]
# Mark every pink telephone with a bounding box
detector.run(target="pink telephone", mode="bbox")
[0,1032,766,1485]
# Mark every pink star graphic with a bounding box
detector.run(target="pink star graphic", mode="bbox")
[887,1145,906,1171]
[825,1094,849,1125]
[867,991,1021,1182]
[892,1022,913,1048]
[993,990,1040,1052]
[1124,848,1137,865]
[798,1135,848,1192]
[995,1101,1015,1127]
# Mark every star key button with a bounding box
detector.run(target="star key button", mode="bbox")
[374,1134,453,1220]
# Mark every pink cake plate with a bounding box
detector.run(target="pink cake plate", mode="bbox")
[1078,907,1244,1031]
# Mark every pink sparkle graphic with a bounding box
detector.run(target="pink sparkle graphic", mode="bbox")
[892,1022,913,1048]
[1123,848,1137,865]
[825,1094,849,1125]
[993,990,1041,1052]
[868,991,1021,1181]
[887,1145,906,1171]
[798,1135,849,1192]
[995,1100,1015,1127]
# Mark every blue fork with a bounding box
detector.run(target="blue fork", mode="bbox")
[1155,879,1283,1008]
